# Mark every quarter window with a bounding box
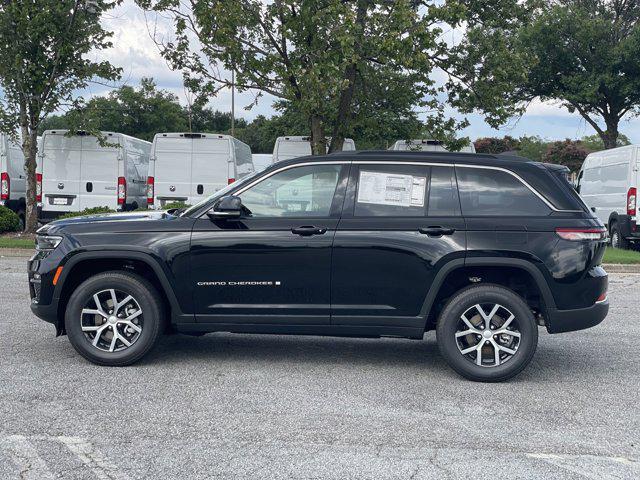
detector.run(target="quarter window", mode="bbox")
[456,167,551,216]
[239,164,342,217]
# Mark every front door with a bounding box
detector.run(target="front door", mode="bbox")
[331,162,466,329]
[191,162,349,325]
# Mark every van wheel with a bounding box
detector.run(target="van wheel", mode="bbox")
[610,223,628,249]
[64,271,164,366]
[436,284,538,382]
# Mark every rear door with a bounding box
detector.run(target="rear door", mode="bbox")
[331,162,466,329]
[41,133,82,213]
[191,136,229,202]
[79,135,119,210]
[154,136,192,207]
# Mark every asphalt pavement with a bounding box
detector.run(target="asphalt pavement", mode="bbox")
[1,254,639,479]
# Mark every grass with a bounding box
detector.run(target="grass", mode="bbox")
[602,247,640,264]
[0,234,35,250]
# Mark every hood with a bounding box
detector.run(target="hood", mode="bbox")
[37,210,179,235]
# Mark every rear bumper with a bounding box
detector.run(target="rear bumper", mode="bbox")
[546,299,609,333]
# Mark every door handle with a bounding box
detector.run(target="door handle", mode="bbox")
[291,226,327,236]
[591,207,596,212]
[419,226,455,237]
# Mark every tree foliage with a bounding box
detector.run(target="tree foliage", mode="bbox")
[0,0,122,232]
[136,0,508,154]
[449,0,640,149]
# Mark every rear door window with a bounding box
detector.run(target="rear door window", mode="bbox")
[354,165,429,217]
[456,166,551,216]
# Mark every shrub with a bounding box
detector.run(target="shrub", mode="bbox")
[0,206,22,233]
[57,206,115,220]
[162,201,191,210]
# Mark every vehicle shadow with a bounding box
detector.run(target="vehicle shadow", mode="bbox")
[144,332,447,371]
[138,332,618,382]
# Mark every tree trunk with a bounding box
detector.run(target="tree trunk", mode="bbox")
[328,0,368,154]
[310,115,326,155]
[20,110,39,233]
[601,120,619,150]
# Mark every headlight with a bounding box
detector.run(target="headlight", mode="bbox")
[35,235,63,251]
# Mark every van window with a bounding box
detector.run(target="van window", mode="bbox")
[355,165,429,217]
[239,164,341,217]
[456,167,550,216]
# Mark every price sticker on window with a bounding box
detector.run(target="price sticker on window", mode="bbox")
[357,171,426,207]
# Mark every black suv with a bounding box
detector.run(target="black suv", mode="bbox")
[29,151,609,381]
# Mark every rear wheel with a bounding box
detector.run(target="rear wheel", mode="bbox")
[436,284,538,382]
[610,223,629,249]
[65,271,164,366]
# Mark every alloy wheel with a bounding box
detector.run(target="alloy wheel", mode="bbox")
[80,289,143,352]
[455,303,521,367]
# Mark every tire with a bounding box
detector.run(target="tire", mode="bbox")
[436,284,538,382]
[610,223,629,249]
[17,211,25,231]
[64,271,165,366]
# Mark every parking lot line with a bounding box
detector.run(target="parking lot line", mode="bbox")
[58,436,131,480]
[527,452,640,479]
[1,435,55,480]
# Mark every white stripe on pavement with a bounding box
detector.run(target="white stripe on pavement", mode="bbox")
[1,435,55,480]
[58,436,131,480]
[527,452,640,480]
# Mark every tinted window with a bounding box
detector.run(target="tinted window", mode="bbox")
[239,164,341,217]
[428,166,460,216]
[355,165,429,217]
[456,167,550,216]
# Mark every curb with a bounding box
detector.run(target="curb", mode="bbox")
[0,248,33,258]
[602,263,640,273]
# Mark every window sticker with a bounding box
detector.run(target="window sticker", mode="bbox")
[357,171,427,207]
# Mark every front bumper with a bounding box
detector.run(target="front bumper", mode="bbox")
[546,299,609,333]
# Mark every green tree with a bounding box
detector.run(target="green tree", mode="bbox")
[449,1,640,150]
[137,0,480,155]
[474,136,520,154]
[580,133,631,152]
[187,104,247,134]
[0,0,122,232]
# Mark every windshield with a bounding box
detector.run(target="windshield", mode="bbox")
[181,169,264,217]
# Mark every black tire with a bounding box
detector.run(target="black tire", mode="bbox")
[436,284,538,382]
[65,271,165,366]
[610,222,629,250]
[17,211,25,231]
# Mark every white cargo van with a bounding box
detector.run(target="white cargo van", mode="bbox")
[1,133,27,225]
[577,145,640,249]
[149,133,253,208]
[38,131,151,221]
[272,136,356,163]
[390,139,476,153]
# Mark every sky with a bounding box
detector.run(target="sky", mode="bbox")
[88,0,640,143]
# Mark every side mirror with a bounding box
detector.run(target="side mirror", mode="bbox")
[207,195,243,219]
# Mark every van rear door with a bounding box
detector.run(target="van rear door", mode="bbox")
[79,135,119,210]
[191,136,229,202]
[154,136,192,207]
[42,133,82,213]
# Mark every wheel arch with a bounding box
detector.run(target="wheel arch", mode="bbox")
[420,257,556,331]
[54,250,187,334]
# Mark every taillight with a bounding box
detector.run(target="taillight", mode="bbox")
[36,173,42,203]
[1,172,9,200]
[555,227,607,241]
[117,176,126,205]
[627,187,636,216]
[228,178,235,185]
[146,176,154,205]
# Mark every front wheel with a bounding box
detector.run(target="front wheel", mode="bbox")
[436,284,538,382]
[65,271,164,366]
